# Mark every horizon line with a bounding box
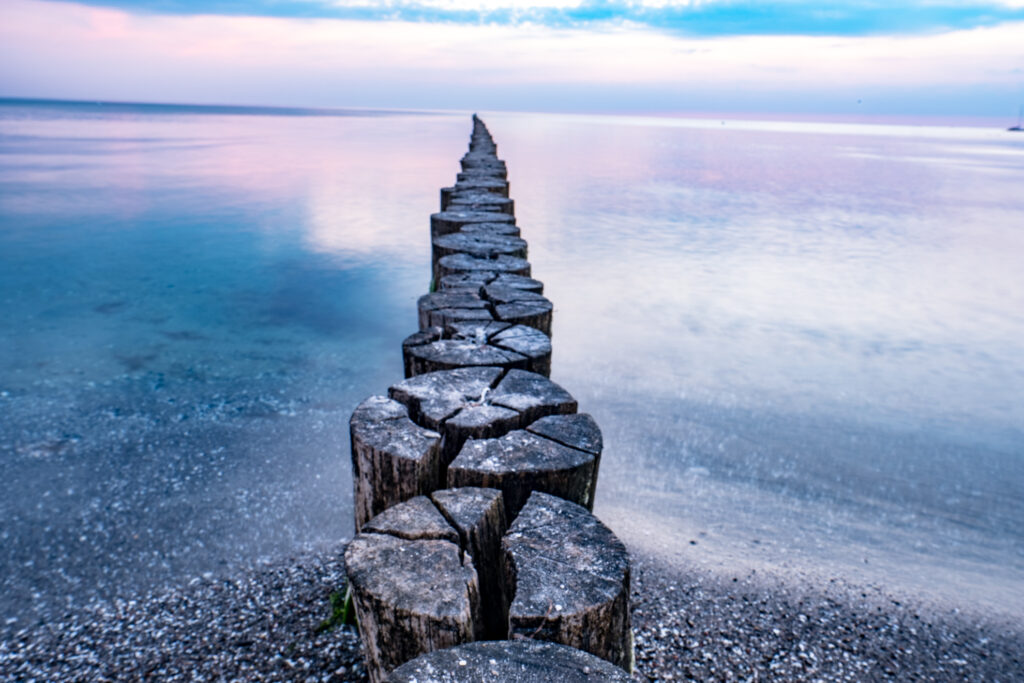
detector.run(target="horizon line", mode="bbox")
[1,95,1017,130]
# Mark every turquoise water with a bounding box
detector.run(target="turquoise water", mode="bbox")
[1,99,1022,625]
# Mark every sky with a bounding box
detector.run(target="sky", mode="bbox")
[1,0,1023,117]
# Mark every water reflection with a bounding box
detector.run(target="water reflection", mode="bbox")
[1,102,1022,624]
[487,111,1023,614]
[0,101,466,623]
[493,112,1024,434]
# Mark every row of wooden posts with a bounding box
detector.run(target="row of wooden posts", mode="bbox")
[344,116,635,682]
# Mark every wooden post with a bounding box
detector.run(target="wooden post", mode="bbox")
[492,273,544,294]
[526,412,604,482]
[431,487,510,640]
[503,491,633,671]
[344,116,634,681]
[457,170,507,183]
[388,367,575,468]
[431,210,515,239]
[447,428,596,518]
[402,321,551,379]
[461,157,508,177]
[403,337,529,379]
[345,499,482,683]
[438,271,499,292]
[349,396,443,531]
[432,233,528,283]
[457,221,521,237]
[489,368,577,424]
[417,291,492,330]
[388,366,504,432]
[482,283,553,337]
[446,192,515,215]
[438,253,531,280]
[386,640,632,682]
[440,178,509,210]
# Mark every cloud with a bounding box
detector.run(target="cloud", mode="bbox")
[25,0,1024,36]
[2,0,1022,115]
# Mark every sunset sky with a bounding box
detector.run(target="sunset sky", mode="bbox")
[1,0,1023,117]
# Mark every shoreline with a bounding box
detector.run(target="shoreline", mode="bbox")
[3,542,1020,681]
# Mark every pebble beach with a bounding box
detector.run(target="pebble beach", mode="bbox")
[3,543,1020,682]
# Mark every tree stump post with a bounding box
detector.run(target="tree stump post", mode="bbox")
[345,497,483,683]
[402,322,551,379]
[437,253,531,280]
[503,491,633,671]
[349,396,443,531]
[431,210,514,239]
[343,116,634,681]
[386,640,633,682]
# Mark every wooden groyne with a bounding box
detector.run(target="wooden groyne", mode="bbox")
[344,115,633,682]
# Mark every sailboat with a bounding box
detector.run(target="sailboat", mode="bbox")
[1010,105,1023,131]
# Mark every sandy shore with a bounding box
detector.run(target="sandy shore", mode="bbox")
[2,542,1020,681]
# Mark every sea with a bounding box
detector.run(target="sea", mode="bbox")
[1,98,1022,627]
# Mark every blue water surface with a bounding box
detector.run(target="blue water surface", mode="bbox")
[1,99,1022,627]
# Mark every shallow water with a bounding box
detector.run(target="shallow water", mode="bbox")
[1,100,1022,626]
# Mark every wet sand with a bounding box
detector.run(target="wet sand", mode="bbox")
[3,542,1020,681]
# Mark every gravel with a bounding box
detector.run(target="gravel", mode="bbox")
[2,544,1020,681]
[629,559,1023,681]
[1,544,365,682]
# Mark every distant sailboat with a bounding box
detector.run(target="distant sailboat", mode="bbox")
[1010,105,1023,131]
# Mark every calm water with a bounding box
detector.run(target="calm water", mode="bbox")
[1,99,1022,627]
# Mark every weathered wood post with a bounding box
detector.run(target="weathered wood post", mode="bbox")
[504,491,633,670]
[448,412,602,517]
[402,321,552,378]
[345,495,484,683]
[343,116,634,680]
[349,396,442,531]
[430,210,514,239]
[386,640,633,682]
